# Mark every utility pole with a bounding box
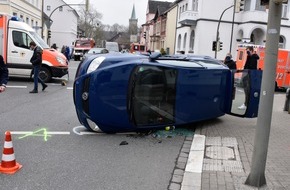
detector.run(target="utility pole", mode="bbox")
[245,0,283,187]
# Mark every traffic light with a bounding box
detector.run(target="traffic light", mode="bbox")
[235,0,245,12]
[212,41,217,51]
[219,41,223,51]
[143,32,146,39]
[47,30,51,39]
[260,0,269,5]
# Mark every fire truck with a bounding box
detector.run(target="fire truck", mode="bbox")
[130,43,146,54]
[73,38,95,61]
[236,44,290,90]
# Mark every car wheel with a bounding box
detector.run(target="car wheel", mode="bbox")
[39,66,52,83]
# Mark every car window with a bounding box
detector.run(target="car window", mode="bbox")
[88,49,101,54]
[129,65,177,126]
[193,59,222,65]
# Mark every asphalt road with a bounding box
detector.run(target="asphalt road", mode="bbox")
[0,61,188,190]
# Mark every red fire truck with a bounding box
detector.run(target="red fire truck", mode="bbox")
[73,38,95,61]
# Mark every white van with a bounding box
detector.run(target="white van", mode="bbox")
[105,42,119,52]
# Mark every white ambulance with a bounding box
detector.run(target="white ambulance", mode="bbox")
[0,13,68,82]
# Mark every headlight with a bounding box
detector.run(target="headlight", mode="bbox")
[86,118,102,132]
[56,56,66,65]
[87,57,105,74]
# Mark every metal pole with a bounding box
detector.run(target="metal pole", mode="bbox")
[41,0,44,39]
[229,0,236,53]
[215,5,234,58]
[47,4,85,45]
[245,0,282,187]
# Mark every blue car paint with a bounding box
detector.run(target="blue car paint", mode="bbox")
[74,53,262,133]
[175,69,228,123]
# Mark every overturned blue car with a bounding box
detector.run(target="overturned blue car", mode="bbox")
[73,53,262,133]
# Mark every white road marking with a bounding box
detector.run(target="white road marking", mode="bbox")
[11,131,70,135]
[72,126,137,135]
[10,126,136,136]
[7,85,27,88]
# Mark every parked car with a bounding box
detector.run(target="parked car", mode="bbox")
[73,53,262,133]
[82,48,109,60]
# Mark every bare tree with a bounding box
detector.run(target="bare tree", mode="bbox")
[78,4,102,38]
[77,5,131,48]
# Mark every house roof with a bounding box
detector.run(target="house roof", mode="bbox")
[150,1,173,21]
[148,0,173,14]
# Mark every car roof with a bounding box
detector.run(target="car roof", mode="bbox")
[85,52,227,70]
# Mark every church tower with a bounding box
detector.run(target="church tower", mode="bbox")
[129,4,138,43]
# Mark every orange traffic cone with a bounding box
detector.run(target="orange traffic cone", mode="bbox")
[0,131,22,174]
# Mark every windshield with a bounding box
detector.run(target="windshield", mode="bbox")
[129,65,177,126]
[29,31,49,48]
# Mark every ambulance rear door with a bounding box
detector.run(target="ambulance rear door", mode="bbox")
[281,50,290,88]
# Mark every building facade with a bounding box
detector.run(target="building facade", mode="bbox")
[0,0,42,36]
[44,0,78,48]
[141,1,173,52]
[174,0,290,60]
[164,5,178,55]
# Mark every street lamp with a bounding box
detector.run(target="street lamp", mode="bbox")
[46,3,85,46]
[215,5,234,58]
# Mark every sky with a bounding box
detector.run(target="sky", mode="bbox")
[63,0,175,26]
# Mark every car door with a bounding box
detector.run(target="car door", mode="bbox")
[7,29,33,76]
[226,70,263,118]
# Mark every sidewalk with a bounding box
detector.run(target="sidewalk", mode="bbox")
[170,93,290,190]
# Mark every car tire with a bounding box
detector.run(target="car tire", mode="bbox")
[39,66,52,83]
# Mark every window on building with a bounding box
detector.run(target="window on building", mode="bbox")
[47,5,51,11]
[185,3,188,11]
[20,15,23,21]
[255,0,266,11]
[31,20,34,28]
[59,6,63,12]
[153,23,156,34]
[13,12,17,16]
[189,31,195,51]
[177,34,181,50]
[279,36,285,48]
[282,3,288,19]
[183,33,187,50]
[161,20,166,33]
[193,0,198,11]
[26,17,29,24]
[156,22,161,34]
